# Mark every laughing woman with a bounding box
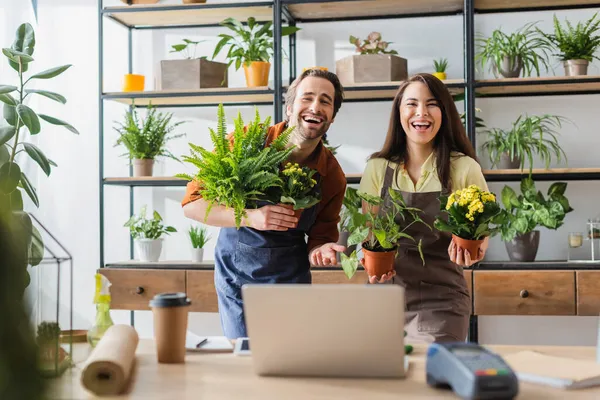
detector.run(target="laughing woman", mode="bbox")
[359,73,489,343]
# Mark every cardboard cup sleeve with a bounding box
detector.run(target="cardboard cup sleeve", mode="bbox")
[80,324,139,396]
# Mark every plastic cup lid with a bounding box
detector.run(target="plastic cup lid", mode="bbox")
[149,292,191,308]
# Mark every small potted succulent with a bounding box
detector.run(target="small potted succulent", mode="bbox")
[278,162,321,222]
[341,189,427,280]
[336,31,407,85]
[432,58,448,80]
[188,225,211,262]
[434,185,502,258]
[124,205,177,262]
[161,38,228,90]
[37,321,71,378]
[537,13,600,76]
[114,104,185,177]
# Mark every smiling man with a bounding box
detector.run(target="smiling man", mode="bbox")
[181,69,347,339]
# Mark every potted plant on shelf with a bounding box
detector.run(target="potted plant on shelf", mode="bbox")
[434,185,502,258]
[476,22,552,78]
[497,178,573,262]
[119,0,159,4]
[177,104,295,228]
[188,225,211,262]
[340,189,427,280]
[212,17,300,87]
[114,103,185,177]
[37,321,71,378]
[432,58,448,80]
[124,205,177,262]
[336,31,407,85]
[479,114,567,171]
[537,13,600,76]
[278,162,321,222]
[161,38,228,90]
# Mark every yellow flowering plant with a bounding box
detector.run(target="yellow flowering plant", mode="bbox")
[434,185,502,240]
[279,162,321,210]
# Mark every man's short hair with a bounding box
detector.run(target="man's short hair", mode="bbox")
[285,69,344,120]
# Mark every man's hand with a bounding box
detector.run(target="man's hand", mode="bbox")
[309,243,346,266]
[245,205,298,231]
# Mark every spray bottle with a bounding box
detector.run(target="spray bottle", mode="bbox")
[87,273,114,347]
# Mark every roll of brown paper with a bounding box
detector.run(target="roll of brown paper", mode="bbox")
[80,324,139,396]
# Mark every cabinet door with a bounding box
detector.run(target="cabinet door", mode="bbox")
[474,271,575,316]
[99,269,186,310]
[576,271,600,315]
[186,270,219,312]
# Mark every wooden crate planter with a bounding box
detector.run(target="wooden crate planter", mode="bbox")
[335,54,408,85]
[160,59,228,90]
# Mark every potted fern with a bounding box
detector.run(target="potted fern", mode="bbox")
[336,31,407,85]
[497,178,573,261]
[340,189,427,280]
[432,58,448,80]
[177,104,295,228]
[188,225,211,262]
[212,17,300,87]
[114,104,185,177]
[538,13,600,76]
[479,114,567,171]
[476,22,552,78]
[124,206,177,262]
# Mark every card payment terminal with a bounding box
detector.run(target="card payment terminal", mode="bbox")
[426,342,519,400]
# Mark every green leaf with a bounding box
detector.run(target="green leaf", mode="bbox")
[0,93,17,106]
[10,188,23,211]
[29,225,44,266]
[0,126,15,146]
[434,218,454,233]
[513,217,529,233]
[0,85,17,94]
[25,89,66,104]
[9,23,35,73]
[23,143,51,176]
[2,48,34,63]
[281,26,301,36]
[38,114,79,134]
[0,162,21,194]
[0,144,9,166]
[3,104,17,126]
[30,64,72,80]
[548,182,567,197]
[19,172,38,207]
[348,226,369,247]
[16,104,40,134]
[501,186,518,209]
[340,251,358,279]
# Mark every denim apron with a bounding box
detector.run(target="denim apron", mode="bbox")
[214,175,321,339]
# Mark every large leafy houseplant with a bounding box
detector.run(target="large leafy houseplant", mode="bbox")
[479,114,567,172]
[341,189,427,279]
[476,22,552,77]
[538,13,600,63]
[177,104,295,228]
[0,23,78,291]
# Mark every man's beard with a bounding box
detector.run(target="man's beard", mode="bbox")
[291,113,331,141]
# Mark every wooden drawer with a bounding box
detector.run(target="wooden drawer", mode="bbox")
[312,270,368,284]
[474,271,575,316]
[577,271,600,315]
[99,269,186,310]
[187,270,219,312]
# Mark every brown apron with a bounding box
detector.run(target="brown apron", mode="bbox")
[379,163,470,343]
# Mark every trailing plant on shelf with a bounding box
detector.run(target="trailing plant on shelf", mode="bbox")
[0,22,79,292]
[176,104,295,228]
[479,114,567,172]
[124,205,176,262]
[169,38,206,60]
[113,103,185,177]
[476,22,553,78]
[350,31,398,55]
[279,162,321,214]
[340,189,427,280]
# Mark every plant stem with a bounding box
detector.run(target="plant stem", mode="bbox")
[9,60,24,164]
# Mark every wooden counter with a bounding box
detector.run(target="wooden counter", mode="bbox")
[50,340,600,399]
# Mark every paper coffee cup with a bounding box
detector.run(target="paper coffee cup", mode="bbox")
[149,292,191,363]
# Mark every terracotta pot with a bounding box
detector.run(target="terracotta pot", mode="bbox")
[432,72,447,81]
[133,158,154,177]
[505,230,540,262]
[563,59,589,76]
[452,234,484,258]
[362,247,396,278]
[243,61,271,87]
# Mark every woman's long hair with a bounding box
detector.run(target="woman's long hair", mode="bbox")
[370,73,478,192]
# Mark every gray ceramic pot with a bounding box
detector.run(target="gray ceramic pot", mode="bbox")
[563,59,589,76]
[497,153,521,170]
[496,56,523,78]
[505,230,540,262]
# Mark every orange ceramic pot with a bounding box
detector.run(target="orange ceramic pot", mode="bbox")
[243,61,270,87]
[123,74,145,92]
[452,234,484,258]
[362,247,396,278]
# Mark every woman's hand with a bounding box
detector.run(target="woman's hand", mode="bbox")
[448,237,488,267]
[361,258,396,284]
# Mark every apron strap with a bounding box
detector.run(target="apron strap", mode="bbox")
[380,160,396,199]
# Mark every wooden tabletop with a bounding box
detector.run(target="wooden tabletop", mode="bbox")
[50,340,600,399]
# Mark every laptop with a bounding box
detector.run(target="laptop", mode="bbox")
[241,284,406,378]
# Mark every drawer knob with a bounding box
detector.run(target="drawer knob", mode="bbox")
[520,290,529,298]
[135,286,145,295]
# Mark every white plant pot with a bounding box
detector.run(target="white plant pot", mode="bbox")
[135,238,163,262]
[191,248,204,263]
